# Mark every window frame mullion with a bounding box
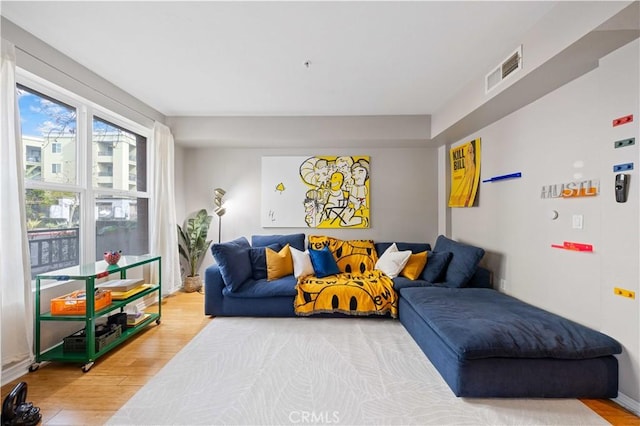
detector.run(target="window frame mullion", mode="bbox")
[80,105,94,265]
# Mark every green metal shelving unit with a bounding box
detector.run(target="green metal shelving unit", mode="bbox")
[31,254,162,373]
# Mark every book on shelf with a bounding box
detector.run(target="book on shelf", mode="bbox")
[127,313,150,327]
[111,284,153,300]
[97,278,144,292]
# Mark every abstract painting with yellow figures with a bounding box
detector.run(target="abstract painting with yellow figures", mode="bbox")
[448,139,481,207]
[261,156,370,228]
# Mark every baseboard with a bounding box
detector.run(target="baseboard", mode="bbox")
[614,392,640,416]
[1,358,33,387]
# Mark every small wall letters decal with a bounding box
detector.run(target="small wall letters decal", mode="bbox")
[540,179,600,199]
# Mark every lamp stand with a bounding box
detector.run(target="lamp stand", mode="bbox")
[218,215,222,243]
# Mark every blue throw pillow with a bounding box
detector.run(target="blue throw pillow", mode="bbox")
[421,251,453,283]
[309,246,340,278]
[251,233,305,251]
[249,243,282,280]
[433,235,485,288]
[210,237,252,292]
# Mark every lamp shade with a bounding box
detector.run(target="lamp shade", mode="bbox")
[214,188,226,198]
[214,187,226,217]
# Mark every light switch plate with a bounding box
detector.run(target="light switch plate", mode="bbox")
[572,214,583,229]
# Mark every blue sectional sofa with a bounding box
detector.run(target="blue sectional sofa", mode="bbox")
[204,234,491,317]
[203,233,622,398]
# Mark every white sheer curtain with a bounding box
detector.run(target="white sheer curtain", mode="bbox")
[1,40,34,367]
[150,122,182,295]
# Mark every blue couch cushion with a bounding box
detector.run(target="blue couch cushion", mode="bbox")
[375,242,431,258]
[210,236,252,292]
[309,246,340,278]
[249,243,282,280]
[433,235,484,288]
[392,277,441,291]
[421,251,452,282]
[222,275,298,298]
[252,233,305,251]
[400,287,622,360]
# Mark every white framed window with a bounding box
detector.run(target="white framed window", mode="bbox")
[17,72,151,279]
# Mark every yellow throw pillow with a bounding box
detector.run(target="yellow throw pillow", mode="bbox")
[400,251,428,280]
[266,244,294,281]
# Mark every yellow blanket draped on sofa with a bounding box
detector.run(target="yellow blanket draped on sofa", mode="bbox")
[294,270,398,318]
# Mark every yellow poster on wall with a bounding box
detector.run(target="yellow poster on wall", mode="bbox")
[448,138,481,207]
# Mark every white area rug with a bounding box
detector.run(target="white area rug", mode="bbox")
[108,317,609,425]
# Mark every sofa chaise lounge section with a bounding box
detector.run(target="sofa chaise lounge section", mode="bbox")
[399,286,622,398]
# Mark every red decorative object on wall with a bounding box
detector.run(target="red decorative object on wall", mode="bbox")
[612,114,633,127]
[551,241,593,252]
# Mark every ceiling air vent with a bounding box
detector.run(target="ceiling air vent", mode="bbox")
[485,45,522,93]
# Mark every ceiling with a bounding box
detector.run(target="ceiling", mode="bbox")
[1,1,557,117]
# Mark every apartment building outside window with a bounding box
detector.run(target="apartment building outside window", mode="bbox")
[18,78,150,279]
[26,145,41,162]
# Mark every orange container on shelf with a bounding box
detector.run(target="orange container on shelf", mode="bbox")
[50,289,112,315]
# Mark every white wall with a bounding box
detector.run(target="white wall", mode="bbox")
[176,144,439,272]
[445,40,639,405]
[170,115,430,148]
[431,1,633,140]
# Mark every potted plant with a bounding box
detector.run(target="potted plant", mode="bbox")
[177,209,213,292]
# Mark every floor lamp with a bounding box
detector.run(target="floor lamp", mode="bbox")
[213,188,226,243]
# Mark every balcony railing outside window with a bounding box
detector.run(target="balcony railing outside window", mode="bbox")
[28,228,79,279]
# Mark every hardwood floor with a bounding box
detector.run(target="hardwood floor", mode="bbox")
[582,399,640,426]
[1,291,210,425]
[2,291,638,425]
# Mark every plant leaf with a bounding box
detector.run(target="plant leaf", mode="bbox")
[178,209,212,276]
